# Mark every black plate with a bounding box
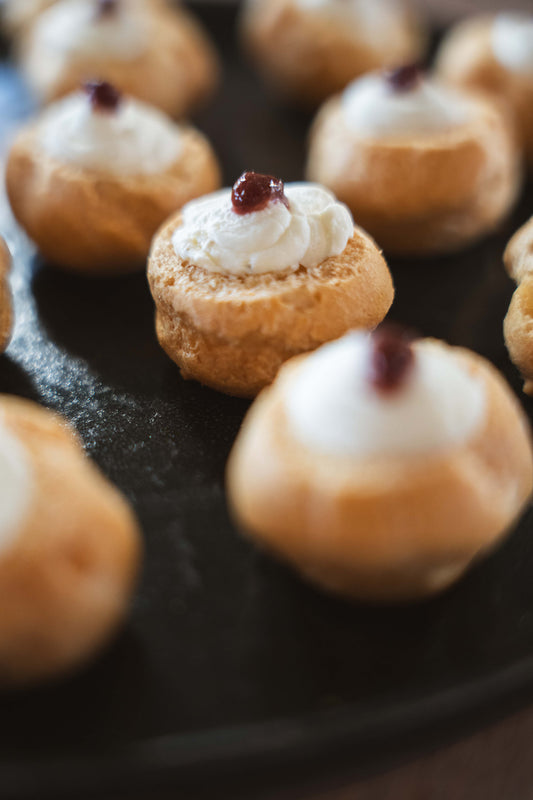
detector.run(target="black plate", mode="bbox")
[0,4,533,799]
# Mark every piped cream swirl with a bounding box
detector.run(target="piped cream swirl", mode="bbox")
[39,91,182,176]
[171,183,354,275]
[342,72,470,139]
[283,332,486,457]
[492,14,533,76]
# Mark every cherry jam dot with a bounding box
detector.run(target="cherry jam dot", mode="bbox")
[385,63,423,93]
[84,80,122,113]
[369,325,415,394]
[96,0,119,18]
[231,171,289,215]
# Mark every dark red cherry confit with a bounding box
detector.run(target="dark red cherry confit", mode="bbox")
[96,0,119,18]
[84,80,122,113]
[385,63,423,93]
[369,325,415,394]
[231,171,289,215]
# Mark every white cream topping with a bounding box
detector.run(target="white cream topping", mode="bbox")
[0,419,32,556]
[283,332,486,458]
[492,14,533,75]
[342,72,470,139]
[172,183,354,275]
[292,0,406,34]
[38,91,182,176]
[30,0,149,62]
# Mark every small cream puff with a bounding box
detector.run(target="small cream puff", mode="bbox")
[6,81,221,274]
[307,65,522,255]
[436,13,533,166]
[148,171,394,397]
[0,239,13,355]
[0,395,141,686]
[240,0,425,107]
[227,327,533,602]
[19,0,218,118]
[504,216,533,394]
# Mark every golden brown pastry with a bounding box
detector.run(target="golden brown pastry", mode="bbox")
[240,0,425,107]
[148,171,394,397]
[19,0,218,118]
[0,395,141,686]
[0,239,13,355]
[436,14,533,166]
[307,65,522,255]
[6,81,221,274]
[228,327,533,602]
[504,216,533,394]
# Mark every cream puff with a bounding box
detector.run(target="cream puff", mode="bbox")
[0,395,141,686]
[240,0,425,107]
[19,0,218,118]
[503,216,533,394]
[6,81,221,274]
[148,171,394,397]
[436,13,533,166]
[307,65,522,255]
[227,327,533,602]
[0,239,13,355]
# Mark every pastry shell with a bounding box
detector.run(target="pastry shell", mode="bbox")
[306,91,522,255]
[6,123,221,274]
[240,0,424,107]
[148,217,394,397]
[503,216,533,394]
[227,342,533,602]
[0,396,141,686]
[436,15,533,167]
[0,239,13,354]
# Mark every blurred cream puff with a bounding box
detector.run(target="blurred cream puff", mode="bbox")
[6,81,221,273]
[228,327,533,602]
[19,0,218,118]
[504,216,533,394]
[240,0,425,106]
[307,65,522,255]
[0,396,141,686]
[436,13,533,166]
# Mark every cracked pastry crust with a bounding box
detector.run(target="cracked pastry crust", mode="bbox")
[306,91,522,255]
[6,124,221,274]
[504,217,533,394]
[19,3,218,118]
[0,396,141,686]
[436,15,533,167]
[240,0,424,107]
[148,216,394,397]
[0,239,12,354]
[227,343,533,602]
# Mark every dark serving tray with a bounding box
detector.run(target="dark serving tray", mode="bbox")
[0,3,533,799]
